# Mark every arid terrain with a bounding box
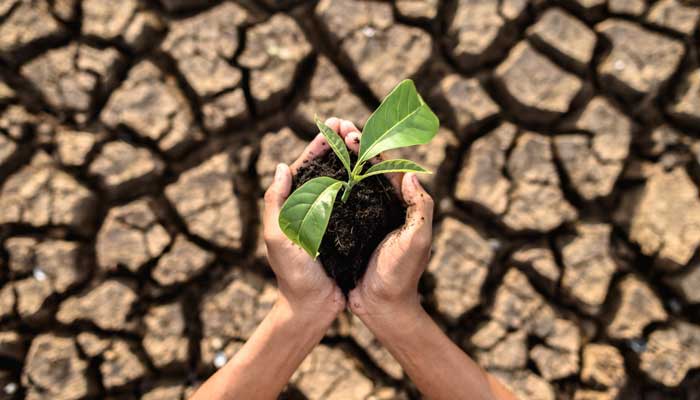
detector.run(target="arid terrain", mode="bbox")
[0,0,699,399]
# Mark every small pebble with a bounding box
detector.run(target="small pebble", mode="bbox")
[668,298,682,314]
[614,60,625,70]
[362,26,376,38]
[628,338,646,353]
[33,267,47,281]
[438,198,452,213]
[3,382,17,395]
[213,351,227,369]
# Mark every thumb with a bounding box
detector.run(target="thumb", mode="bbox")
[399,173,434,251]
[263,163,292,234]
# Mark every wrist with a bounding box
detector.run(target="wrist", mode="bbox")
[367,302,431,347]
[350,289,427,337]
[274,291,340,333]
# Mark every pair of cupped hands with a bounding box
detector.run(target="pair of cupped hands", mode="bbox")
[263,117,434,325]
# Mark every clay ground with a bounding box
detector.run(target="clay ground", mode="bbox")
[0,0,699,399]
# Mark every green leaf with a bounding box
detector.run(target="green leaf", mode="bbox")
[315,117,352,175]
[358,159,432,180]
[358,79,439,167]
[278,176,344,258]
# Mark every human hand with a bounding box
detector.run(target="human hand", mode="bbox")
[335,119,434,322]
[262,120,348,321]
[283,121,514,400]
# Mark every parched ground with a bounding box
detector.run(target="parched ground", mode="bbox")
[0,0,699,399]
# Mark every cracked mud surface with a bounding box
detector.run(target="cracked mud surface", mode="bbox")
[0,0,699,399]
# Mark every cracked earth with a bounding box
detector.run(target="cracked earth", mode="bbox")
[0,0,699,399]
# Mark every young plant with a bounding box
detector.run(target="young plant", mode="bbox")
[278,79,439,258]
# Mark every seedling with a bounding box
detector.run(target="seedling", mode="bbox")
[278,79,439,258]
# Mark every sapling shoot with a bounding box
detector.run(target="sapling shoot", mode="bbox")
[278,79,439,258]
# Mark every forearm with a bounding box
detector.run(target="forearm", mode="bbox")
[361,301,514,400]
[191,297,333,400]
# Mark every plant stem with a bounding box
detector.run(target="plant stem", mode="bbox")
[341,180,354,202]
[342,161,364,203]
[350,160,364,179]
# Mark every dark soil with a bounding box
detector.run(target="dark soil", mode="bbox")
[293,151,406,295]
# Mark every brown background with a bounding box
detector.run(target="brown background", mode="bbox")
[0,0,699,399]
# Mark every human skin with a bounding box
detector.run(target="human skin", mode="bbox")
[191,119,516,400]
[341,119,517,400]
[190,123,344,400]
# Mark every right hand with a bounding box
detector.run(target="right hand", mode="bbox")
[262,120,348,321]
[334,119,435,322]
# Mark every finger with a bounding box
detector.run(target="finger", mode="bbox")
[345,131,361,154]
[340,119,359,137]
[341,119,361,154]
[398,173,434,251]
[385,169,404,198]
[368,151,403,196]
[290,133,330,174]
[263,163,292,238]
[325,117,341,134]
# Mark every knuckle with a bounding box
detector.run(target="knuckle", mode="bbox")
[263,228,283,245]
[263,187,277,204]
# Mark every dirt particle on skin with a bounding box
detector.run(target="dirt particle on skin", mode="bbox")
[293,151,406,294]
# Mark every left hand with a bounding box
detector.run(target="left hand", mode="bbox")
[335,119,434,324]
[262,119,347,321]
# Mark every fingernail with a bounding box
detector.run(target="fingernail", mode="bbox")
[409,173,419,187]
[348,132,359,144]
[275,163,285,182]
